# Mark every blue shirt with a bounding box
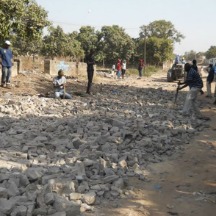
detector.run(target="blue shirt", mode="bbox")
[0,48,13,67]
[186,68,203,89]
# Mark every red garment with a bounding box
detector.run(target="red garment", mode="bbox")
[117,59,122,70]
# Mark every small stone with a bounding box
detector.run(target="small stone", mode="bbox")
[0,187,8,199]
[69,193,82,200]
[26,168,43,181]
[11,205,27,216]
[80,203,93,212]
[0,198,15,215]
[82,191,96,205]
[103,175,119,184]
[45,193,55,205]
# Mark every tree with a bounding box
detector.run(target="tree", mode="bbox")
[137,20,184,65]
[99,25,135,64]
[141,37,173,65]
[41,26,84,59]
[184,50,197,61]
[206,46,216,59]
[76,26,99,54]
[0,0,50,49]
[140,20,184,43]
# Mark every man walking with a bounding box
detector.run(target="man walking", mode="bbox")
[178,63,209,120]
[0,40,13,88]
[85,50,95,94]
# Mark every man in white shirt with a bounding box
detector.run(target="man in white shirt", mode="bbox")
[121,60,126,79]
[53,69,72,99]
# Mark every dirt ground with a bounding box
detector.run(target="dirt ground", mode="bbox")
[1,70,216,216]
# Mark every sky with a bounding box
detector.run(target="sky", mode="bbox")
[36,0,216,55]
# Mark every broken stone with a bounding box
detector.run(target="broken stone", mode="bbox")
[82,191,96,205]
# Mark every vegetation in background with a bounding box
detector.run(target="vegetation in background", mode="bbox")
[2,0,215,67]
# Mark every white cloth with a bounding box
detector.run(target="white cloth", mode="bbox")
[53,76,66,89]
[122,62,126,70]
[182,87,201,116]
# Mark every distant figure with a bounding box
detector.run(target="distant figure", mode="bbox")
[111,64,115,77]
[206,64,214,98]
[53,69,72,99]
[214,63,216,105]
[85,50,95,94]
[181,57,186,64]
[116,59,122,79]
[138,59,144,78]
[121,60,126,79]
[174,55,180,65]
[0,40,13,88]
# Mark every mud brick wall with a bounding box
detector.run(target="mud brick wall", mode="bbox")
[44,60,87,77]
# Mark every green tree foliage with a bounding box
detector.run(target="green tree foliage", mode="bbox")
[137,20,181,65]
[77,26,99,54]
[41,26,84,59]
[145,37,173,65]
[0,0,50,47]
[205,46,216,59]
[184,50,197,61]
[140,20,184,43]
[99,25,135,64]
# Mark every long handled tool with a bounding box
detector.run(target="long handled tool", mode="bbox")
[174,80,180,104]
[63,85,66,99]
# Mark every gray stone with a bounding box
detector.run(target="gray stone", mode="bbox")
[113,178,124,189]
[69,193,82,200]
[11,205,27,216]
[0,187,7,199]
[82,191,96,205]
[103,175,119,184]
[53,195,80,214]
[49,212,66,216]
[80,203,93,212]
[0,198,15,215]
[45,193,55,205]
[7,180,20,197]
[26,168,44,181]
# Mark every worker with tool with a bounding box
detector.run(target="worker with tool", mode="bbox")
[53,69,72,99]
[177,63,209,120]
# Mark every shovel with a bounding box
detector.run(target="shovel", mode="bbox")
[174,80,180,104]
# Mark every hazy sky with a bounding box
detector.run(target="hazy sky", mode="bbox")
[36,0,216,55]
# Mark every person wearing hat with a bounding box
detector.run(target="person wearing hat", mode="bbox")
[53,69,72,99]
[0,40,13,87]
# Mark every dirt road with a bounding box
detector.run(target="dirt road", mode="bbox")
[87,72,216,216]
[1,70,215,216]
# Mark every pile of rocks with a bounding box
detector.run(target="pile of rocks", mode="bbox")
[0,84,207,215]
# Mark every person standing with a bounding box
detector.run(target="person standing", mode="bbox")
[138,59,144,79]
[206,64,214,98]
[85,50,95,94]
[116,59,122,79]
[191,59,198,72]
[178,63,209,120]
[0,40,13,88]
[53,69,72,99]
[213,63,216,105]
[121,60,126,79]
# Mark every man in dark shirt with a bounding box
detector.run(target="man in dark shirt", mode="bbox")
[206,64,214,97]
[178,63,209,120]
[85,50,95,94]
[191,59,198,72]
[0,40,13,88]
